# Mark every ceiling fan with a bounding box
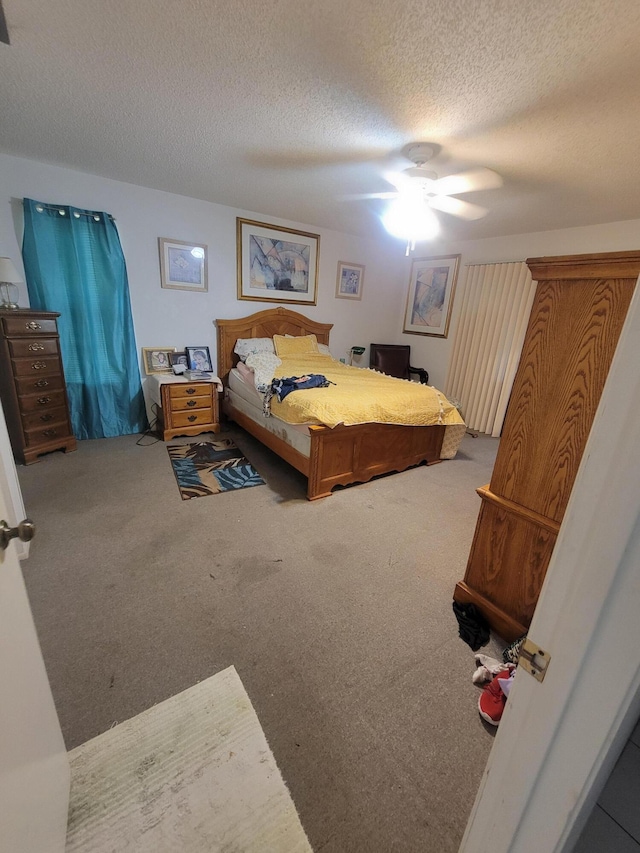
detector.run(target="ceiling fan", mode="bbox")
[347,143,503,251]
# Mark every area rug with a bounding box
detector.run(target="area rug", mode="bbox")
[167,438,265,499]
[66,666,312,853]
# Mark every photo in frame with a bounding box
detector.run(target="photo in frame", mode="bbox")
[169,351,188,367]
[237,218,319,305]
[403,255,460,338]
[159,238,208,292]
[185,346,213,372]
[335,261,365,300]
[142,347,176,375]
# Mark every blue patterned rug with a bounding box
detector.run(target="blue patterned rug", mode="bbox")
[167,439,265,500]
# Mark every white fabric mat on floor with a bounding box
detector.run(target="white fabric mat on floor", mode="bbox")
[66,666,312,852]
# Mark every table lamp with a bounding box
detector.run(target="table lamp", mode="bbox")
[350,345,365,365]
[0,257,23,309]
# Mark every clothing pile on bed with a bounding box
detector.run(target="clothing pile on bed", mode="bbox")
[231,333,466,460]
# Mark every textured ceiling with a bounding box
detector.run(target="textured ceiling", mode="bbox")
[1,0,640,242]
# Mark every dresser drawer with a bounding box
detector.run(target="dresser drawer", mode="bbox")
[12,356,62,378]
[169,383,213,400]
[16,374,65,395]
[1,316,58,337]
[170,394,212,411]
[9,337,59,358]
[171,409,214,428]
[19,389,67,413]
[22,406,68,430]
[24,419,70,447]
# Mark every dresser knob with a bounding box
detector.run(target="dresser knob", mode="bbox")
[35,379,49,388]
[40,414,53,422]
[31,361,47,370]
[28,343,45,352]
[37,396,51,404]
[26,322,41,330]
[187,400,197,407]
[43,428,57,437]
[186,387,196,395]
[187,415,197,422]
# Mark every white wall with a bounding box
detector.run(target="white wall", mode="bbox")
[0,152,405,415]
[394,219,640,389]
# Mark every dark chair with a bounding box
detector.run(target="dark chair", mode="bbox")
[369,344,429,384]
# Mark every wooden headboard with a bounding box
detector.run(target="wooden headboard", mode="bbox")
[215,306,333,383]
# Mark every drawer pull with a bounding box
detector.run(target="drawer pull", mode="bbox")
[186,387,196,395]
[37,396,51,404]
[35,379,49,388]
[26,321,42,330]
[187,415,197,422]
[43,428,57,437]
[40,414,54,422]
[187,400,197,407]
[28,343,45,352]
[31,361,47,370]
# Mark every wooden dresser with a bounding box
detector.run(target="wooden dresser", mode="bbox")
[0,309,77,464]
[454,251,640,642]
[150,374,221,441]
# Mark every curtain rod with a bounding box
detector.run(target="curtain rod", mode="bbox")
[32,202,115,222]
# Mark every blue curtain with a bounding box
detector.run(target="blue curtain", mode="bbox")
[22,198,148,440]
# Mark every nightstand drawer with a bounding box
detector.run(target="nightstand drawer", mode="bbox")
[24,419,70,447]
[169,382,213,406]
[171,409,214,428]
[170,394,211,411]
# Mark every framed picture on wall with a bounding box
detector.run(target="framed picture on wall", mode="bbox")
[335,261,365,300]
[142,347,176,374]
[159,238,208,292]
[403,254,460,338]
[236,218,320,305]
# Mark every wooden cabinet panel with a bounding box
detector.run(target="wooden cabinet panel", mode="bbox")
[158,380,219,440]
[455,252,640,641]
[0,310,76,464]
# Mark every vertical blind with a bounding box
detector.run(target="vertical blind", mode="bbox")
[445,261,536,437]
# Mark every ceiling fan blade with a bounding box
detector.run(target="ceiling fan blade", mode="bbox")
[0,0,10,45]
[428,195,489,220]
[340,191,399,201]
[431,168,503,196]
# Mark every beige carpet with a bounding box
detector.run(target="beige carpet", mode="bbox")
[66,666,312,852]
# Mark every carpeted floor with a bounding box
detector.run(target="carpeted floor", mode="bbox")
[66,666,311,852]
[19,425,501,852]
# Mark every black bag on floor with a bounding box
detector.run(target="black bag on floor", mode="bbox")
[452,601,490,651]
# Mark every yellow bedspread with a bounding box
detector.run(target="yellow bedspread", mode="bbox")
[271,353,464,429]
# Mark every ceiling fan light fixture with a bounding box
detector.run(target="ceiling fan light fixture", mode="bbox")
[382,198,440,251]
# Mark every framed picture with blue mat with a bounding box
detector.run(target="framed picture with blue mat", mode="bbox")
[168,439,265,500]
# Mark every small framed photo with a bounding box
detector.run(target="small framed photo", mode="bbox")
[185,346,213,372]
[169,351,189,367]
[159,237,208,292]
[403,254,460,338]
[142,347,176,375]
[335,261,365,300]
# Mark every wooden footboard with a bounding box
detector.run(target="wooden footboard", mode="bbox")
[224,397,444,499]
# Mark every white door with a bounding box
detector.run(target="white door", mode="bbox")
[0,405,70,853]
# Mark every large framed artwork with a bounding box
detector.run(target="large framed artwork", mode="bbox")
[159,238,208,292]
[403,254,460,338]
[237,218,320,305]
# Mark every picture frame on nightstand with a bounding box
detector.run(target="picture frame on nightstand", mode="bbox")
[142,347,176,374]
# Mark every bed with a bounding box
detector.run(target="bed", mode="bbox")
[216,307,465,500]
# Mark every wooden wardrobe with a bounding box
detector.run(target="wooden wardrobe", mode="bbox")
[454,251,640,642]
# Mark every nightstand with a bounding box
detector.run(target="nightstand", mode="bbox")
[149,374,222,441]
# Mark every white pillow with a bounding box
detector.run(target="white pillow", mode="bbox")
[233,337,275,362]
[245,351,282,393]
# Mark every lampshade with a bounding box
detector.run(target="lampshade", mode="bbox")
[0,257,23,283]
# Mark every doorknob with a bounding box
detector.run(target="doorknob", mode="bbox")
[0,519,36,551]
